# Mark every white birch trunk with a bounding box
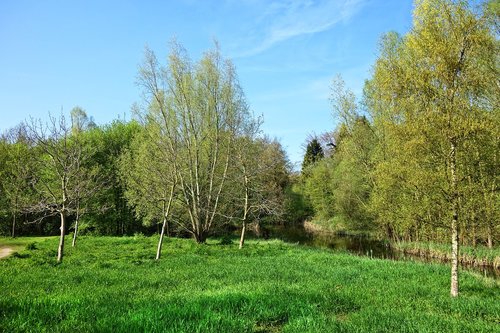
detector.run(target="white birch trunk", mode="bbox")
[450,139,459,297]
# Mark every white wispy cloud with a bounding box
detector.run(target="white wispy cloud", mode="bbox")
[233,0,367,57]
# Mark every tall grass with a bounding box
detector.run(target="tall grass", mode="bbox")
[394,241,500,269]
[0,236,499,332]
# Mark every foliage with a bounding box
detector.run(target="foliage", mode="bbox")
[283,175,313,225]
[80,120,142,236]
[366,0,499,247]
[300,0,499,247]
[134,42,263,243]
[0,127,36,237]
[299,82,376,233]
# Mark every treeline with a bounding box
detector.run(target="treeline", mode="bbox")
[0,43,292,262]
[0,117,145,239]
[296,0,499,249]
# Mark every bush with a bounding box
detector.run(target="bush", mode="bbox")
[218,235,234,245]
[26,242,37,250]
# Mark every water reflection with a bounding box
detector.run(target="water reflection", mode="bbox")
[252,224,499,279]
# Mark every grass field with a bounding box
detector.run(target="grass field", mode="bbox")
[0,236,499,332]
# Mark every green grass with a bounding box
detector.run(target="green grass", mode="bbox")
[0,236,55,255]
[0,236,499,332]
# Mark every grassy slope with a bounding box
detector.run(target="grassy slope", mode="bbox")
[0,236,499,333]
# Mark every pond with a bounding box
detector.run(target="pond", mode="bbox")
[252,224,500,279]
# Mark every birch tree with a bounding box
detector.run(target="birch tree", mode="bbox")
[366,0,498,297]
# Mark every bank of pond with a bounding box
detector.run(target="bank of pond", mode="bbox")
[252,223,500,279]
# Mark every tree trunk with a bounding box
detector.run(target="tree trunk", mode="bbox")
[487,224,493,249]
[156,185,175,260]
[194,232,207,244]
[72,206,80,247]
[11,212,16,238]
[57,211,66,263]
[450,214,459,297]
[156,215,168,260]
[239,221,246,249]
[471,221,476,248]
[239,172,249,249]
[450,139,459,298]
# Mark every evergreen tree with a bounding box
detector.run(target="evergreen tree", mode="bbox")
[302,138,324,172]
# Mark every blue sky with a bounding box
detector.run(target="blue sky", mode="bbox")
[0,0,413,167]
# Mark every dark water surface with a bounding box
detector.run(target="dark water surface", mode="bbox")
[254,225,499,279]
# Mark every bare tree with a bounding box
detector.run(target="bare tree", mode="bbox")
[25,114,93,262]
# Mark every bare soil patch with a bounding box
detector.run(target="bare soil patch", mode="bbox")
[0,247,14,259]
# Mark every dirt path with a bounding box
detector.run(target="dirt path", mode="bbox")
[0,247,14,259]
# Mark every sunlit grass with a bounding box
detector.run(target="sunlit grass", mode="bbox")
[0,236,498,332]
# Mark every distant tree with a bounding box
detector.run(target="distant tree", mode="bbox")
[283,174,313,225]
[70,106,96,135]
[330,74,359,132]
[302,138,324,171]
[233,136,289,249]
[303,158,335,222]
[301,117,375,231]
[82,120,141,236]
[0,124,35,237]
[68,107,105,247]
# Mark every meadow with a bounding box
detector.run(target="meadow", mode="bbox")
[0,236,499,332]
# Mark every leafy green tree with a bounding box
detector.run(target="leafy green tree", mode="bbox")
[0,125,35,237]
[0,138,10,234]
[283,174,313,225]
[233,136,290,248]
[70,106,96,135]
[366,0,498,297]
[299,75,376,232]
[82,120,141,236]
[136,42,257,243]
[119,124,177,260]
[331,117,375,231]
